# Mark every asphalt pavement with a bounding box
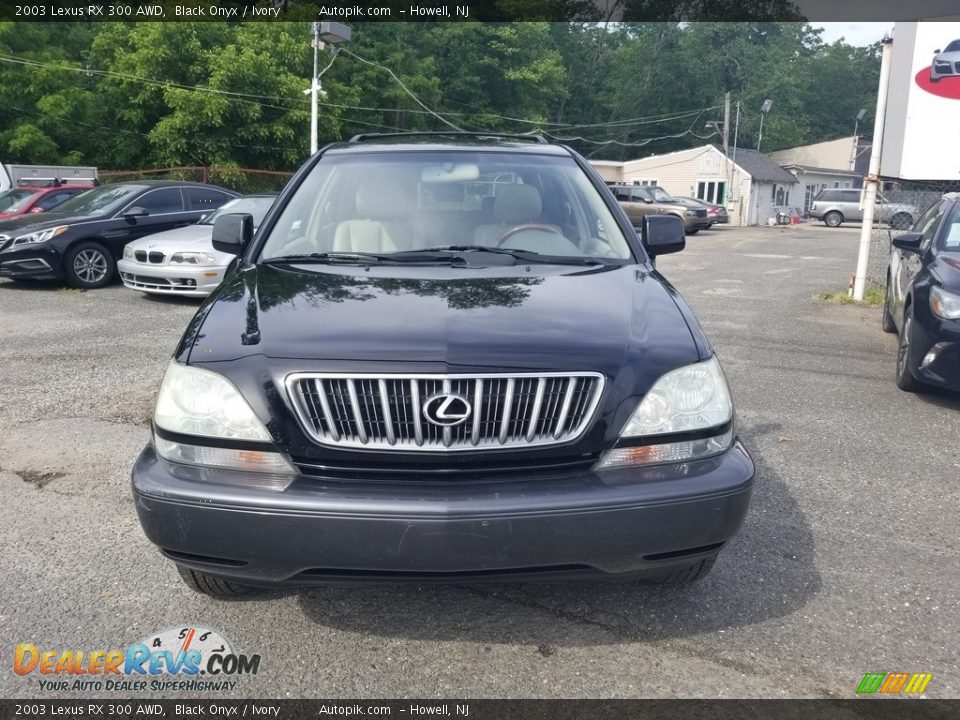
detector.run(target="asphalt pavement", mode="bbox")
[1,224,957,699]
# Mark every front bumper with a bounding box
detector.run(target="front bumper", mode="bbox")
[118,259,226,297]
[0,246,61,280]
[931,62,958,80]
[132,442,754,584]
[910,312,960,391]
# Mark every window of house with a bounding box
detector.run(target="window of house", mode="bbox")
[697,180,725,205]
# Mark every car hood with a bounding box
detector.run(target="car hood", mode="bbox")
[0,211,95,235]
[184,263,704,382]
[935,50,960,61]
[126,224,212,251]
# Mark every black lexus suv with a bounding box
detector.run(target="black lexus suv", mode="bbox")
[131,133,755,597]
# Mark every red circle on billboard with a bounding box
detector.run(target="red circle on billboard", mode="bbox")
[915,66,960,99]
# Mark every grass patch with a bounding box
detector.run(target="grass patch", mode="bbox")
[57,287,84,296]
[816,284,885,307]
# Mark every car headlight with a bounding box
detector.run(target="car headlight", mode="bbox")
[930,285,960,320]
[153,361,295,483]
[123,245,134,259]
[169,252,216,266]
[595,356,733,469]
[684,210,696,217]
[12,226,69,246]
[155,360,272,440]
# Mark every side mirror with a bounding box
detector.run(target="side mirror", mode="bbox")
[891,232,923,252]
[934,49,942,54]
[642,198,654,204]
[124,206,149,220]
[212,213,254,255]
[642,214,685,257]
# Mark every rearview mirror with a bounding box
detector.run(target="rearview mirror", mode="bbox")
[641,214,685,257]
[212,213,254,255]
[891,232,923,252]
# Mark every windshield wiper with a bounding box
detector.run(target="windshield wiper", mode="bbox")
[404,245,622,266]
[259,251,467,266]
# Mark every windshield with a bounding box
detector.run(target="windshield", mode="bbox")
[946,40,960,52]
[201,196,275,228]
[51,184,145,217]
[259,152,633,262]
[0,189,38,212]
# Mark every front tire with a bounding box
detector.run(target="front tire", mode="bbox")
[895,310,922,392]
[823,211,843,228]
[881,277,897,333]
[648,555,717,585]
[64,241,115,289]
[686,228,700,236]
[176,565,254,599]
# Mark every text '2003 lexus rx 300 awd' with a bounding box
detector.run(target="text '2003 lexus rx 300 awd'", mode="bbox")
[131,133,755,597]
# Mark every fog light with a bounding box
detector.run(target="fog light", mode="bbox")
[921,343,948,369]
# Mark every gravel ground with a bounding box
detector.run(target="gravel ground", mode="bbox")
[1,225,958,699]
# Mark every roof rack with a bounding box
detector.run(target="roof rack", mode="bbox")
[348,131,548,145]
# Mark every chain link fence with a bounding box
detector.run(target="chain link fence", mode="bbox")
[99,166,294,195]
[866,180,960,287]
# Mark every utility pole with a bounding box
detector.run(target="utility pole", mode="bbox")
[756,99,772,151]
[305,22,352,156]
[732,100,740,221]
[853,35,893,302]
[723,92,731,204]
[309,23,320,156]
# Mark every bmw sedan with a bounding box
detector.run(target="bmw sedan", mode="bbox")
[883,192,960,391]
[0,181,236,289]
[119,194,276,297]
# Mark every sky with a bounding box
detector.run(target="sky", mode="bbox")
[813,22,893,46]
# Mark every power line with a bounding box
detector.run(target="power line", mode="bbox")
[337,46,464,131]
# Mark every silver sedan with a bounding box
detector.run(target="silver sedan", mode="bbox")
[118,194,276,297]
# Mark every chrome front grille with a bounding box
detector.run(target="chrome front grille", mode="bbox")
[287,373,605,451]
[0,235,10,253]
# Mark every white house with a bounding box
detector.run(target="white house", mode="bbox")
[590,145,798,226]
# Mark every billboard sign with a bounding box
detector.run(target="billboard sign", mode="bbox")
[881,21,960,180]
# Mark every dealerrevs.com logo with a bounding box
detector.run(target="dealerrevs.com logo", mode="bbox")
[14,626,261,693]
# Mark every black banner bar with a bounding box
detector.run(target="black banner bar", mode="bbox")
[0,0,957,22]
[0,700,958,720]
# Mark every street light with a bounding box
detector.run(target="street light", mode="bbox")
[756,99,772,151]
[306,22,351,155]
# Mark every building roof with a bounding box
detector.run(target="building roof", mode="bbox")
[722,147,798,184]
[781,163,861,177]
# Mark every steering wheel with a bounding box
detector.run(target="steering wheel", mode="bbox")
[494,223,564,247]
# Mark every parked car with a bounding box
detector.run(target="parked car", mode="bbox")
[672,196,729,227]
[0,181,236,288]
[610,184,711,235]
[0,182,94,220]
[930,40,960,83]
[809,188,916,229]
[119,194,277,297]
[882,193,960,392]
[131,132,754,598]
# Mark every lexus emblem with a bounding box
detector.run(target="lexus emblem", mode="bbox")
[422,393,472,427]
